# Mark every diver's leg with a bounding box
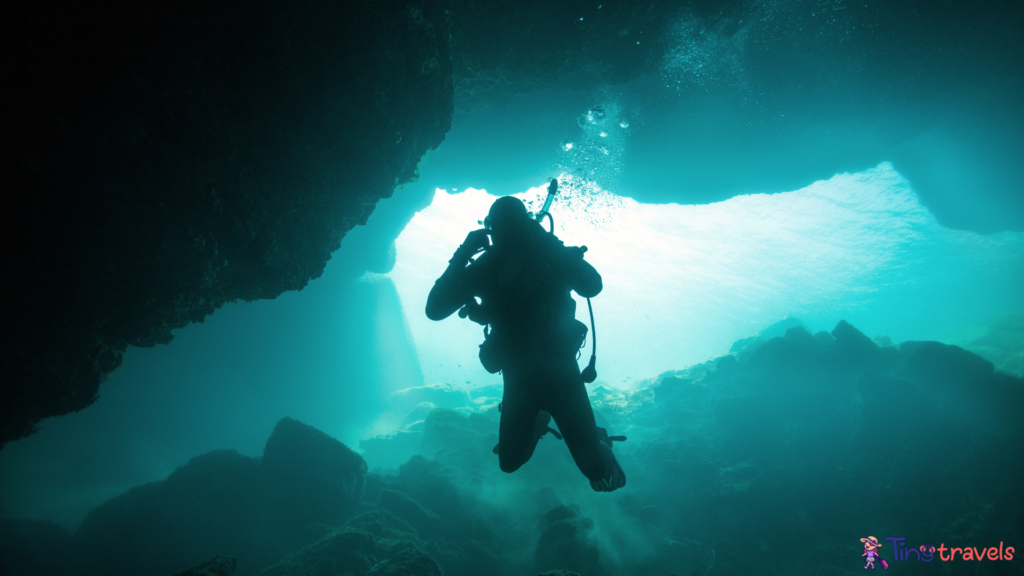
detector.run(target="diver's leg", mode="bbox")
[543,358,603,478]
[492,410,554,454]
[544,356,626,491]
[497,368,542,473]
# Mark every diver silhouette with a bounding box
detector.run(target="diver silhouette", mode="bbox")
[425,186,626,492]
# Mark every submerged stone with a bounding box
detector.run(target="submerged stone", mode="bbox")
[378,490,442,537]
[173,556,238,576]
[263,417,368,526]
[367,548,443,576]
[72,419,367,576]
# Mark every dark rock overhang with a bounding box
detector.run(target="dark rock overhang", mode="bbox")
[1,0,457,446]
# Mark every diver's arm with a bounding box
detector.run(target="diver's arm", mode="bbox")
[425,230,489,321]
[426,265,469,321]
[566,247,603,298]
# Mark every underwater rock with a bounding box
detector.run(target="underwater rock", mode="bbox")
[361,431,426,471]
[173,556,238,576]
[390,383,473,412]
[465,519,502,557]
[423,540,501,576]
[533,505,599,576]
[729,317,809,360]
[0,519,73,576]
[469,384,503,400]
[939,315,1024,377]
[895,341,1024,435]
[263,418,368,527]
[72,419,367,576]
[391,458,492,545]
[632,536,717,576]
[421,408,497,456]
[363,473,405,507]
[260,528,378,576]
[588,320,1024,573]
[400,402,439,429]
[343,509,420,541]
[1,0,454,448]
[345,319,1024,576]
[368,548,443,576]
[897,340,996,388]
[831,320,888,372]
[261,510,434,576]
[408,466,478,516]
[74,449,274,576]
[397,455,444,487]
[424,540,469,564]
[25,319,1024,576]
[378,489,442,537]
[336,320,1024,576]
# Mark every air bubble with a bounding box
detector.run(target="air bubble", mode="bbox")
[564,142,574,151]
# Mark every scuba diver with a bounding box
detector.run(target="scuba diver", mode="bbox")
[425,180,626,492]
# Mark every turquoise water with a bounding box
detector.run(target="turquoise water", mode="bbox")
[1,2,1022,574]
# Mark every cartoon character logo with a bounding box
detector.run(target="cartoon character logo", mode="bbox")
[860,536,888,569]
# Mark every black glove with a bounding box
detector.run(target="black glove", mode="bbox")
[451,229,490,264]
[566,246,587,261]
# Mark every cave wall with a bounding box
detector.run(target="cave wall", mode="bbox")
[1,0,453,446]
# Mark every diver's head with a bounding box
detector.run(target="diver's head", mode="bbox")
[486,196,529,245]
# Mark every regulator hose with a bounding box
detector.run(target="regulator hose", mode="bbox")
[581,297,597,383]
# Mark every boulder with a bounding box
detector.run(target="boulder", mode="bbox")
[420,408,499,457]
[0,519,73,576]
[360,431,425,470]
[534,505,599,576]
[261,510,426,576]
[390,383,472,412]
[173,556,238,576]
[343,509,420,541]
[260,529,378,576]
[72,418,366,576]
[400,402,439,428]
[897,341,995,388]
[263,417,368,527]
[75,450,273,576]
[378,490,442,537]
[367,548,444,576]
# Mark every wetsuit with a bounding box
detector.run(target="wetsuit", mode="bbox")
[427,220,606,481]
